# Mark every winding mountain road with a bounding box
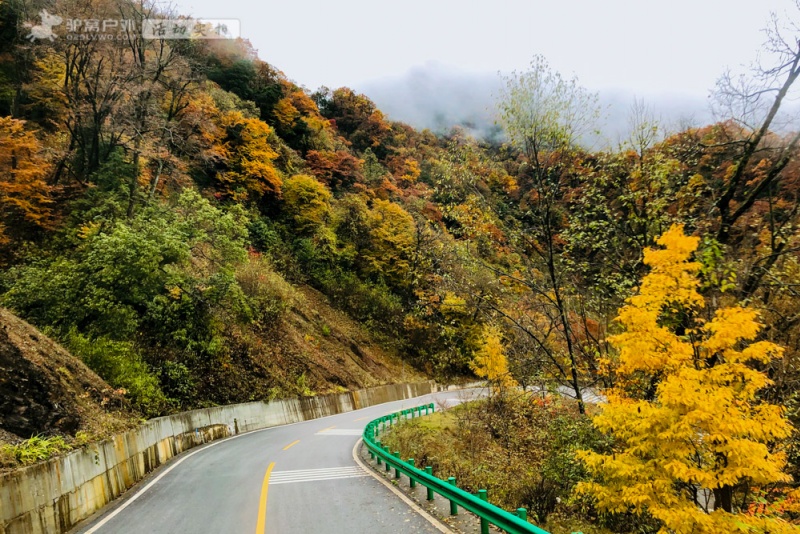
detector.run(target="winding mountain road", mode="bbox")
[72,389,485,534]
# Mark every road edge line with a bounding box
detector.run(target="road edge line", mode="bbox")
[351,439,452,533]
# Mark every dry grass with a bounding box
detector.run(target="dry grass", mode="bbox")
[381,393,616,534]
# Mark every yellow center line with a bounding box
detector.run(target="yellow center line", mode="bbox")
[353,416,369,421]
[283,440,300,451]
[255,462,275,534]
[320,425,336,432]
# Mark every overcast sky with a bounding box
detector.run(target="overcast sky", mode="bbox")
[171,0,793,92]
[170,0,797,137]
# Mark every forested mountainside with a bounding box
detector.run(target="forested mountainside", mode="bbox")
[2,0,800,525]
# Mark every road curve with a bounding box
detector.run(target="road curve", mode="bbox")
[71,388,485,534]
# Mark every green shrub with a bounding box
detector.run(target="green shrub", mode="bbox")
[317,270,404,339]
[235,255,300,328]
[159,361,195,408]
[65,332,167,417]
[1,435,72,466]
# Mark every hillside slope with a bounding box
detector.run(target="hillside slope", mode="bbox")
[0,281,421,446]
[243,284,423,396]
[0,308,137,444]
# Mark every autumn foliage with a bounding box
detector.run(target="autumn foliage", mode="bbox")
[578,225,794,533]
[304,150,363,190]
[1,4,800,529]
[0,117,52,242]
[215,115,282,200]
[470,324,517,389]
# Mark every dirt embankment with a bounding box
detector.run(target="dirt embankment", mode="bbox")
[271,285,422,392]
[0,308,137,445]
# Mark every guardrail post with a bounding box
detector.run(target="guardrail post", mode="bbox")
[448,477,458,515]
[429,402,434,413]
[408,459,416,488]
[425,467,434,500]
[478,489,489,534]
[394,451,401,478]
[516,508,527,521]
[384,445,391,471]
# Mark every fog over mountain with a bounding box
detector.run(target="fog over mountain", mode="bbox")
[355,63,715,148]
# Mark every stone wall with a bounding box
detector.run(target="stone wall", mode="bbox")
[0,381,437,534]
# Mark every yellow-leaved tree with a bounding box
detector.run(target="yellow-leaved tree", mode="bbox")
[216,113,281,201]
[471,324,517,390]
[362,199,415,288]
[282,174,332,235]
[577,224,795,533]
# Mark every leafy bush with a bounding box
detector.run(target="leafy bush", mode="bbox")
[0,191,264,411]
[235,255,299,328]
[316,269,404,339]
[159,361,195,408]
[65,332,167,417]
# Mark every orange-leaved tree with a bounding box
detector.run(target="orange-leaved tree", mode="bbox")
[0,117,53,243]
[577,224,795,533]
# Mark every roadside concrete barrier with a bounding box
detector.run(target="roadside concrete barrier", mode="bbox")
[0,381,436,534]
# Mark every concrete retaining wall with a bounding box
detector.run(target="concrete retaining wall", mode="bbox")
[0,381,437,534]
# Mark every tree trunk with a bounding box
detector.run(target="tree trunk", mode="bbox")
[127,137,140,218]
[147,159,163,200]
[713,485,734,513]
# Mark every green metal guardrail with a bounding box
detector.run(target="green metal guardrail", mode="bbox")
[362,403,551,534]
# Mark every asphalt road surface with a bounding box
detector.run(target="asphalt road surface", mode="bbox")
[72,388,485,534]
